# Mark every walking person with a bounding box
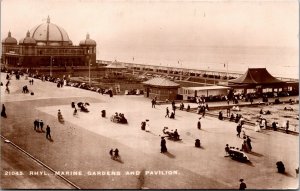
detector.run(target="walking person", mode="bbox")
[160,137,167,153]
[109,149,114,159]
[197,118,201,130]
[165,107,169,118]
[172,105,176,115]
[239,179,247,190]
[46,125,51,139]
[1,104,7,118]
[236,124,242,138]
[39,120,44,132]
[246,136,252,152]
[286,120,289,134]
[5,86,10,94]
[225,144,230,156]
[33,119,38,130]
[151,99,155,108]
[114,148,119,159]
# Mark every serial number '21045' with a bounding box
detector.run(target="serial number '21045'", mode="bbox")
[4,171,24,176]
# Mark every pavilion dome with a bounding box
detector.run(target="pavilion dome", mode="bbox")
[29,16,70,46]
[19,31,36,45]
[79,33,96,46]
[2,31,17,45]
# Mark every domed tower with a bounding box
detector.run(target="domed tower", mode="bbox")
[29,16,71,46]
[19,31,36,45]
[1,31,19,66]
[79,33,97,66]
[2,31,17,45]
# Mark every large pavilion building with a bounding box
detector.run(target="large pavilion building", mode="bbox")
[1,16,96,68]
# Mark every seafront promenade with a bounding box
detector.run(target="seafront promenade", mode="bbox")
[0,72,298,189]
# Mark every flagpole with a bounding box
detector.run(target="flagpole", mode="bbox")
[132,57,134,75]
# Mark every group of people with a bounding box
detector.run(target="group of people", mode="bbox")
[162,127,180,141]
[197,102,208,117]
[57,80,65,88]
[141,119,150,132]
[113,112,127,123]
[241,136,252,153]
[224,144,249,162]
[109,148,120,160]
[151,97,157,108]
[33,119,52,139]
[260,109,271,115]
[165,106,175,119]
[29,79,34,85]
[229,113,244,124]
[22,85,29,93]
[236,122,245,138]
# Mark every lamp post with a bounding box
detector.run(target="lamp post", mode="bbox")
[88,57,91,86]
[178,60,183,81]
[50,56,53,76]
[132,57,134,75]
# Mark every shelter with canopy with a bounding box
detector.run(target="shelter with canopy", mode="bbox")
[227,68,288,96]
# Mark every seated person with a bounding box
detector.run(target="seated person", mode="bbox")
[73,108,77,115]
[230,113,235,121]
[186,104,190,112]
[266,110,271,115]
[260,109,263,114]
[232,105,240,111]
[195,139,201,148]
[170,112,175,119]
[173,129,180,140]
[218,111,223,120]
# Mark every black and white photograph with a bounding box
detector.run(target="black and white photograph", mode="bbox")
[0,0,299,189]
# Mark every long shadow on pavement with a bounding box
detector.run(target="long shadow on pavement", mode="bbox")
[162,152,176,159]
[249,151,263,157]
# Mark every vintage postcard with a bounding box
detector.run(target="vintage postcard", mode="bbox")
[1,0,298,189]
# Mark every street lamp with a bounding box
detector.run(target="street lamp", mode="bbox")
[50,56,53,76]
[88,57,91,86]
[178,60,183,81]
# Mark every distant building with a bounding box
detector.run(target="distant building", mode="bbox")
[142,77,180,101]
[1,16,96,68]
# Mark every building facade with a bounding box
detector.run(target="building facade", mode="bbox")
[142,77,180,101]
[1,16,96,69]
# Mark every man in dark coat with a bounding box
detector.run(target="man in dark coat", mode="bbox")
[1,104,7,118]
[151,99,155,108]
[197,118,201,129]
[114,148,119,158]
[236,125,242,138]
[246,136,252,152]
[39,120,44,132]
[46,125,51,139]
[33,119,38,130]
[160,137,167,153]
[165,107,169,118]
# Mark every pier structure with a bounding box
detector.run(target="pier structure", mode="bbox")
[97,60,298,84]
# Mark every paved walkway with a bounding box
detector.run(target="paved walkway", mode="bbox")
[0,73,298,189]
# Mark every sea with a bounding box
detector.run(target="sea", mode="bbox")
[99,46,299,79]
[97,46,299,79]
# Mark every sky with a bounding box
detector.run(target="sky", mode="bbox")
[1,0,299,69]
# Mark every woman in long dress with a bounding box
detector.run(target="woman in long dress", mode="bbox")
[145,120,150,132]
[254,122,260,132]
